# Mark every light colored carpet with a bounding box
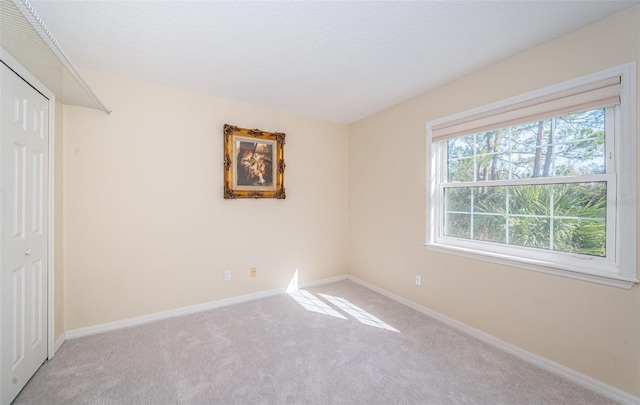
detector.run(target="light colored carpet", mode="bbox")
[13,280,615,404]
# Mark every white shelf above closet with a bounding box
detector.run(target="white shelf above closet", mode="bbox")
[0,0,110,113]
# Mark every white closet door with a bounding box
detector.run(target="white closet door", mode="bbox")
[0,62,49,405]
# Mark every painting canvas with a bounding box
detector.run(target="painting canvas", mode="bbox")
[235,138,275,188]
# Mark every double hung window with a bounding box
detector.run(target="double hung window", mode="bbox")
[426,64,637,288]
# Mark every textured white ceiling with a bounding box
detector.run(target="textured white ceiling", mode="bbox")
[28,0,639,124]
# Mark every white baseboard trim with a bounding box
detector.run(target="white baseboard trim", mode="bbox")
[65,274,347,340]
[300,274,347,288]
[346,275,639,405]
[51,333,66,357]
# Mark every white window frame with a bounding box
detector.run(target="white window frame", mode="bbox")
[425,63,638,289]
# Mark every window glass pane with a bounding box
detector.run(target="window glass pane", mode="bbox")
[444,213,470,238]
[553,182,607,257]
[554,109,605,145]
[509,120,553,179]
[509,217,551,250]
[553,182,606,218]
[554,138,605,176]
[474,214,506,243]
[510,122,543,152]
[445,108,606,181]
[447,137,474,159]
[476,131,508,155]
[510,152,534,180]
[474,187,505,213]
[508,185,549,216]
[444,188,471,212]
[476,153,509,181]
[442,182,606,257]
[553,219,606,257]
[510,151,537,179]
[448,157,474,182]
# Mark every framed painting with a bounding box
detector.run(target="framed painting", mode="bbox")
[223,124,286,199]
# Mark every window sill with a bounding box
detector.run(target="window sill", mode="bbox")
[424,242,639,289]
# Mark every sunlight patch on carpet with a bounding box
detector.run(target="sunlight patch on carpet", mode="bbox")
[285,269,399,331]
[287,289,347,319]
[319,294,400,333]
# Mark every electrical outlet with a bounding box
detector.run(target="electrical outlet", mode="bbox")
[251,267,257,277]
[224,271,231,281]
[415,275,421,286]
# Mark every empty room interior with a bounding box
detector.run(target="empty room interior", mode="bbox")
[1,0,639,404]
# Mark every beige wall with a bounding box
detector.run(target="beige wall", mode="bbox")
[62,71,348,330]
[348,6,640,397]
[54,99,64,341]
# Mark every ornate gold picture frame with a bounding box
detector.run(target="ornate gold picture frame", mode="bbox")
[223,124,286,199]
